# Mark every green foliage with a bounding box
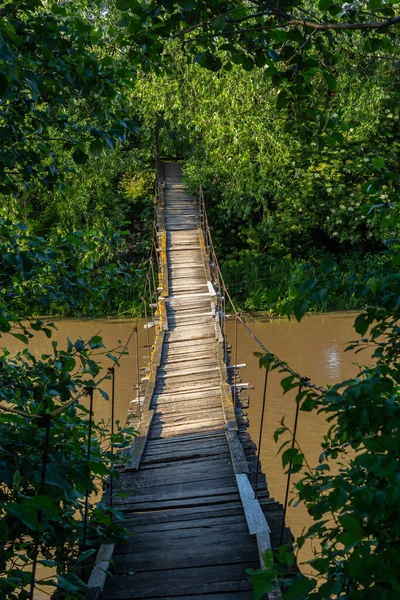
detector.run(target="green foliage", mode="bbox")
[250,247,400,597]
[0,218,146,318]
[0,0,137,196]
[131,37,399,311]
[0,220,138,598]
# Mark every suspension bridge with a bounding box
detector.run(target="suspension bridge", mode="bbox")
[87,162,297,600]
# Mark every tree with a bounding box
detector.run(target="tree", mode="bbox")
[0,0,137,196]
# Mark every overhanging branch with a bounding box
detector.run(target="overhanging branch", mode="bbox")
[286,14,400,30]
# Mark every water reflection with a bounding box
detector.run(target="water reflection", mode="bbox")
[323,343,342,379]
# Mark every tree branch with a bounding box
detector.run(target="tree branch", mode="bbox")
[286,14,400,31]
[175,7,400,36]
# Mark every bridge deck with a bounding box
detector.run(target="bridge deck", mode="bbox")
[99,163,287,600]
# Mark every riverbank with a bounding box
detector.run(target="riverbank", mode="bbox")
[221,251,390,313]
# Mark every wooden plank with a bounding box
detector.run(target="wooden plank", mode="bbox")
[154,381,221,395]
[148,421,225,440]
[133,594,253,600]
[86,543,114,600]
[152,392,222,407]
[102,563,258,599]
[226,430,250,475]
[159,355,218,368]
[141,445,229,465]
[142,441,229,463]
[151,400,221,416]
[162,339,216,351]
[236,473,271,536]
[123,513,248,534]
[152,408,223,424]
[112,491,241,512]
[111,539,258,572]
[159,354,218,367]
[114,524,250,550]
[117,459,233,487]
[125,410,154,471]
[156,365,219,379]
[121,501,246,525]
[143,430,226,446]
[111,478,239,506]
[165,291,209,299]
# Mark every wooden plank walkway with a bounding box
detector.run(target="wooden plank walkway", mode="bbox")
[93,163,290,600]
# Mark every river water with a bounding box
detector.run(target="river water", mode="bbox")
[5,311,366,581]
[226,311,367,569]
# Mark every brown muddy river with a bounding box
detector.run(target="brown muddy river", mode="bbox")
[5,311,367,585]
[226,311,368,569]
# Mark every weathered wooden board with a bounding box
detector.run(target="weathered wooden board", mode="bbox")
[152,390,221,405]
[117,459,234,488]
[102,562,258,599]
[122,512,248,534]
[111,540,258,572]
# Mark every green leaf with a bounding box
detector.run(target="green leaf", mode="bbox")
[310,288,328,305]
[90,139,103,156]
[72,148,89,165]
[276,90,288,111]
[99,388,109,400]
[280,375,295,392]
[76,548,97,564]
[12,333,29,344]
[0,73,8,98]
[301,396,316,411]
[64,357,76,371]
[57,573,87,593]
[293,297,308,322]
[263,66,277,79]
[26,495,59,519]
[298,279,317,294]
[373,157,385,169]
[337,531,362,549]
[323,71,337,90]
[318,0,335,9]
[89,335,104,349]
[247,564,277,600]
[339,514,362,533]
[87,461,111,476]
[6,503,38,530]
[211,16,226,29]
[116,15,130,27]
[282,447,298,468]
[354,313,370,336]
[284,575,316,599]
[259,353,272,370]
[320,256,336,273]
[194,52,222,72]
[319,580,342,596]
[75,339,85,351]
[241,56,254,72]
